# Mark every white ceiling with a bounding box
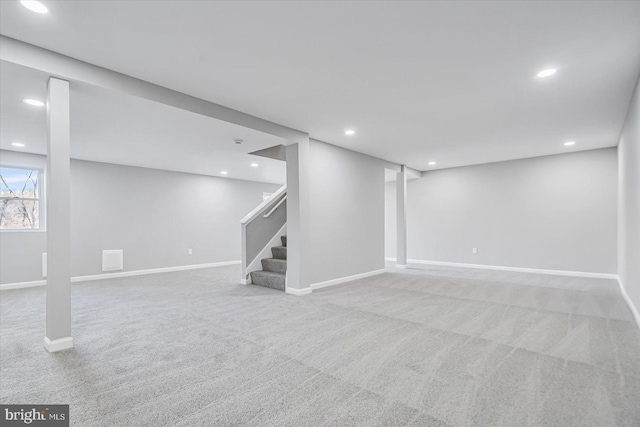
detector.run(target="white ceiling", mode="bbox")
[1,1,640,171]
[0,61,287,184]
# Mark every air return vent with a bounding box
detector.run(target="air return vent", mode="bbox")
[102,250,124,272]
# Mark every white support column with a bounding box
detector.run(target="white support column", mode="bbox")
[285,137,312,295]
[44,77,73,353]
[396,165,408,268]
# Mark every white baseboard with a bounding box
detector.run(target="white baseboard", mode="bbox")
[310,269,386,290]
[285,286,312,296]
[618,277,640,330]
[43,336,74,353]
[0,279,47,290]
[72,260,241,282]
[1,260,241,291]
[385,257,618,280]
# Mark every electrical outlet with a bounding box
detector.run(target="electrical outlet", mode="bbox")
[472,248,478,254]
[188,249,193,255]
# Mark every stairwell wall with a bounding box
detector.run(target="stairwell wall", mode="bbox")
[618,72,640,316]
[306,139,387,286]
[0,150,280,284]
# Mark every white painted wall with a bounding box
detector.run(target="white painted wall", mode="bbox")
[384,180,397,259]
[385,148,618,274]
[0,150,279,284]
[618,74,640,311]
[307,140,386,285]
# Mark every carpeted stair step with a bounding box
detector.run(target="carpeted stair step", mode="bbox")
[271,246,287,260]
[250,270,285,291]
[281,235,287,247]
[261,258,287,274]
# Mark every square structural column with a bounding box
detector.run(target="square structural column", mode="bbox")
[285,137,312,296]
[396,165,408,268]
[44,77,73,353]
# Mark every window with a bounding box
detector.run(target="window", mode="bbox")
[263,192,273,202]
[0,166,43,230]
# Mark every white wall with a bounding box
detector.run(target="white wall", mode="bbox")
[618,74,640,311]
[386,148,618,274]
[384,180,397,259]
[0,150,279,284]
[307,140,386,285]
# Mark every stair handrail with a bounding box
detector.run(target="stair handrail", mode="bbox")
[263,195,287,218]
[240,185,286,225]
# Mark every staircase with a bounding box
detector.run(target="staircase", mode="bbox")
[250,235,287,291]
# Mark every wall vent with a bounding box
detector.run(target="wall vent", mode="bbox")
[102,250,124,272]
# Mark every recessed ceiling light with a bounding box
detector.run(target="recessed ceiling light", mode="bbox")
[428,161,436,166]
[536,68,557,78]
[11,142,26,147]
[220,171,228,175]
[20,0,48,14]
[23,98,44,107]
[564,141,576,146]
[250,163,259,167]
[345,130,355,135]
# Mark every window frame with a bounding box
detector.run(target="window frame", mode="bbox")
[0,164,46,232]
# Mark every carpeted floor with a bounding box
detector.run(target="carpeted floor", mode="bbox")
[1,264,639,426]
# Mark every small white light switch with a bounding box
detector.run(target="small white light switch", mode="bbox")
[472,248,478,254]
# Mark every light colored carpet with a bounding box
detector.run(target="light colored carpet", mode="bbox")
[1,264,639,426]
